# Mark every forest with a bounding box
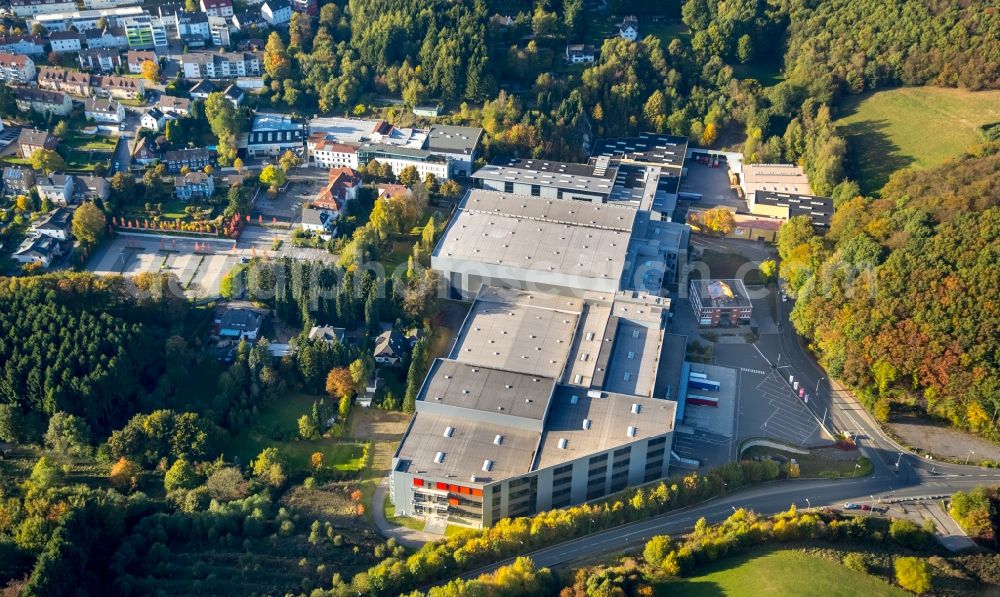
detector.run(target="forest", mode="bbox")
[781,144,1000,439]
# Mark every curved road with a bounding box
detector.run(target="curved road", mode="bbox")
[425,291,1000,584]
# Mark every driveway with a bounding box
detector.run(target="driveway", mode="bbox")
[373,478,444,549]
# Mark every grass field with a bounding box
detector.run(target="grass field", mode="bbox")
[835,87,1000,194]
[657,549,907,596]
[229,391,368,473]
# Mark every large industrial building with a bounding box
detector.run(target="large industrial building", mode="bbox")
[432,189,689,298]
[390,286,682,527]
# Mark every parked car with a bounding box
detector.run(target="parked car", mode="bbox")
[842,502,860,510]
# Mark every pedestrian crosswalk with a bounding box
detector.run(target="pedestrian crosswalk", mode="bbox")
[741,367,767,375]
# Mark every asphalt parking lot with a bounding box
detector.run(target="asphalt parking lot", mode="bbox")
[252,171,329,222]
[678,158,745,212]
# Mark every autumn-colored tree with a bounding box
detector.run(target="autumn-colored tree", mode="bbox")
[759,259,777,282]
[251,447,286,487]
[109,457,139,490]
[702,207,735,237]
[398,165,419,187]
[72,202,107,248]
[701,122,718,147]
[278,149,300,173]
[895,557,931,594]
[30,149,65,174]
[326,367,354,398]
[233,157,244,172]
[310,451,324,471]
[259,164,286,191]
[263,31,291,81]
[140,59,159,82]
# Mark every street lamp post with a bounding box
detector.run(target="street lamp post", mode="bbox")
[815,377,825,395]
[966,450,975,465]
[895,452,903,468]
[805,498,811,511]
[854,463,861,477]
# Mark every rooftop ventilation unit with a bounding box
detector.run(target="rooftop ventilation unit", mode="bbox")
[587,390,602,399]
[443,426,454,437]
[494,435,503,445]
[631,403,640,414]
[627,426,636,437]
[570,395,579,404]
[482,460,493,472]
[558,438,568,449]
[583,419,592,430]
[434,451,445,464]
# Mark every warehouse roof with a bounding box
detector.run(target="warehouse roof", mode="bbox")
[754,191,833,227]
[591,133,689,169]
[472,157,619,196]
[434,190,636,284]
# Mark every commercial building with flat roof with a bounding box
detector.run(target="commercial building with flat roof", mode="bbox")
[390,285,680,527]
[472,157,620,203]
[432,189,637,297]
[689,279,753,327]
[748,190,833,229]
[738,163,812,200]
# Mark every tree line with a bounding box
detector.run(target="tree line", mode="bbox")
[781,144,1000,440]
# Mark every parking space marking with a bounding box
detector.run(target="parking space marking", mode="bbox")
[740,368,767,375]
[753,370,821,446]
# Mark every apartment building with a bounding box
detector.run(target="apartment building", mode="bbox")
[14,88,73,116]
[30,6,144,31]
[84,97,126,123]
[78,48,124,72]
[122,15,169,49]
[181,51,261,79]
[0,34,46,55]
[11,0,76,17]
[200,0,233,17]
[0,54,37,83]
[48,30,84,53]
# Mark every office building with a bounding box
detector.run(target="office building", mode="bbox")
[245,112,305,157]
[689,279,753,327]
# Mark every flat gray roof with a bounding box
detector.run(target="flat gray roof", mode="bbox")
[395,412,540,483]
[472,158,619,196]
[591,133,689,169]
[427,125,483,155]
[418,359,556,422]
[434,190,635,283]
[448,286,582,378]
[535,386,676,469]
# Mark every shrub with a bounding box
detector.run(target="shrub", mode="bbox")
[842,552,868,573]
[894,557,931,594]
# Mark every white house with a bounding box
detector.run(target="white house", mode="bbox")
[299,206,336,236]
[260,0,290,25]
[48,30,83,53]
[84,96,125,123]
[140,107,167,131]
[618,16,638,42]
[0,53,36,83]
[13,235,62,268]
[31,207,73,239]
[565,44,595,64]
[36,175,76,206]
[200,0,233,17]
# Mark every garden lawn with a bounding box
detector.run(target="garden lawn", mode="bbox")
[835,87,1000,194]
[228,391,367,473]
[657,549,907,596]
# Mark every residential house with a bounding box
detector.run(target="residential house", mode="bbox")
[231,11,263,31]
[299,207,336,236]
[372,329,407,365]
[11,0,77,17]
[209,16,231,47]
[37,66,92,96]
[158,94,191,115]
[200,0,233,17]
[122,15,168,49]
[83,27,128,49]
[130,135,159,165]
[74,175,110,201]
[32,207,73,239]
[215,307,263,340]
[14,88,73,116]
[565,44,596,63]
[77,48,124,72]
[0,35,46,56]
[13,235,62,268]
[307,134,359,169]
[17,128,58,159]
[174,171,215,199]
[3,167,36,196]
[164,148,214,173]
[126,50,157,73]
[0,53,37,83]
[141,107,167,131]
[223,83,244,106]
[290,0,316,16]
[312,167,360,213]
[84,96,126,123]
[308,325,346,344]
[36,174,76,206]
[158,3,183,26]
[177,11,211,46]
[618,16,638,41]
[376,183,408,200]
[358,373,383,407]
[489,14,514,28]
[49,30,84,53]
[181,51,260,79]
[83,0,142,7]
[247,112,305,157]
[187,79,217,99]
[260,0,290,25]
[96,74,145,99]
